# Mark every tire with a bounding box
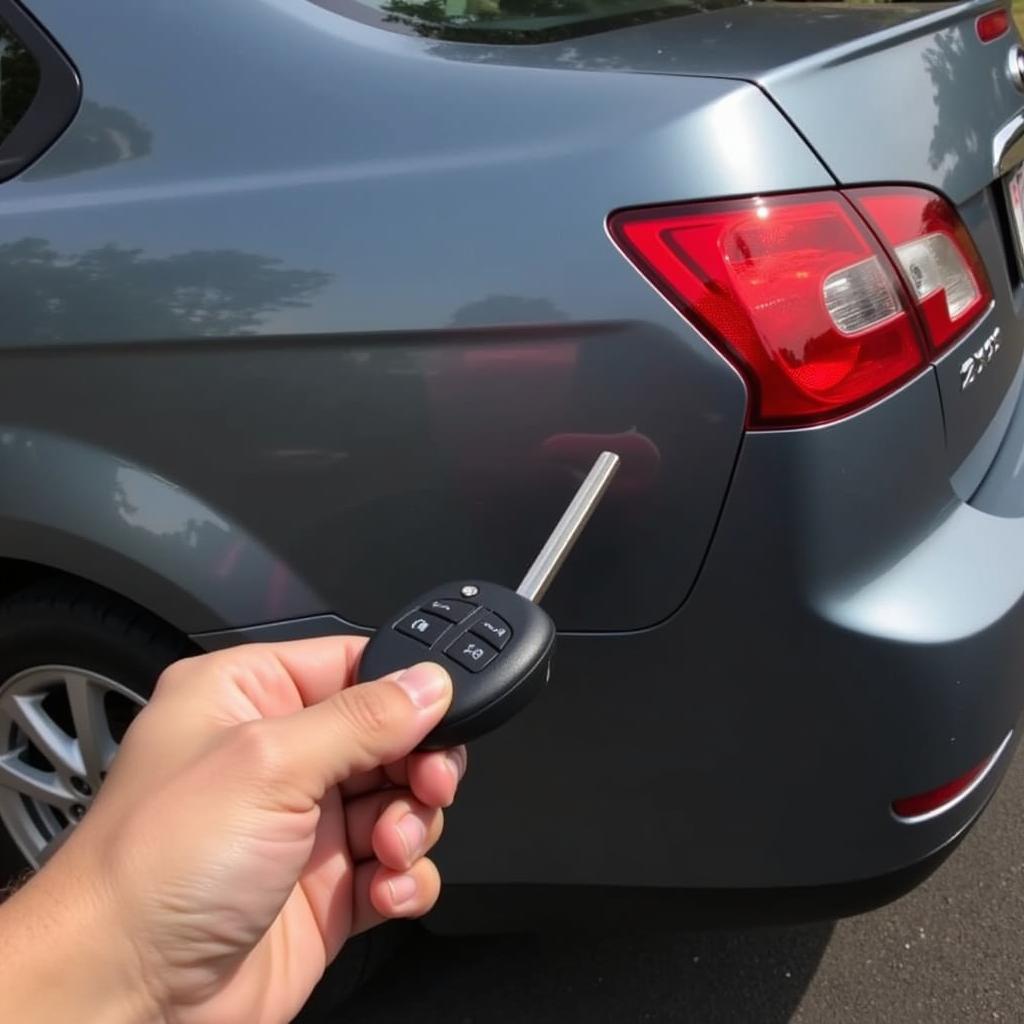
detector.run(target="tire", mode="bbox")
[0,578,192,879]
[0,576,402,1006]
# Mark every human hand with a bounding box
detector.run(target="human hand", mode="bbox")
[0,637,465,1024]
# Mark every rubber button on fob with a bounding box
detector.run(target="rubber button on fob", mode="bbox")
[471,612,512,650]
[446,634,499,673]
[422,598,476,623]
[395,611,450,646]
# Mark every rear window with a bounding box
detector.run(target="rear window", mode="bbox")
[312,0,745,43]
[312,0,954,45]
[0,18,40,145]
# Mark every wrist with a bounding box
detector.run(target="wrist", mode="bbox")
[0,854,162,1024]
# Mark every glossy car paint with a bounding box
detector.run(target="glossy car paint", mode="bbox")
[0,0,836,635]
[2,0,1024,897]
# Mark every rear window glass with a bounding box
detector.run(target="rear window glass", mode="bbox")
[313,0,747,43]
[312,0,953,44]
[0,19,39,146]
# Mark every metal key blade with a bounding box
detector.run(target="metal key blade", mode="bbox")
[516,450,620,604]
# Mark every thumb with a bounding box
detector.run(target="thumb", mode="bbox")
[263,662,452,797]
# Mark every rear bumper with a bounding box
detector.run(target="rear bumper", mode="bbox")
[426,826,971,934]
[420,362,1024,893]
[194,352,1024,900]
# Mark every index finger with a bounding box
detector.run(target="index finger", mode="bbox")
[149,635,368,725]
[267,635,370,706]
[107,636,371,807]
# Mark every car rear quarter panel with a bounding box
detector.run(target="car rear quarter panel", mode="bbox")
[0,0,833,633]
[2,0,1022,894]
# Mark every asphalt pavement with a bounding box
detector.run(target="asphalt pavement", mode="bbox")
[325,743,1024,1023]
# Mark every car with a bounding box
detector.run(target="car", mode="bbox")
[1,0,1023,960]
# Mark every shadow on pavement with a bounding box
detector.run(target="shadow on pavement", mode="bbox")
[336,921,834,1023]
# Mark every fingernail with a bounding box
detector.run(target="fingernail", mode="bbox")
[395,663,450,709]
[388,873,418,907]
[446,749,465,782]
[397,813,427,858]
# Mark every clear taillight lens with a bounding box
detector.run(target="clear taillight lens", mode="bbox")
[823,256,902,335]
[850,187,992,352]
[896,234,980,319]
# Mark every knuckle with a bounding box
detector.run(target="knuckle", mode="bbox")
[152,649,225,696]
[152,656,194,693]
[229,719,287,778]
[333,683,399,739]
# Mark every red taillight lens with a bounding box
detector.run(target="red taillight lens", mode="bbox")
[976,8,1009,42]
[609,193,927,426]
[851,187,993,353]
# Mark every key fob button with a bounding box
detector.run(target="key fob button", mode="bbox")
[446,634,499,673]
[356,580,559,747]
[395,611,451,646]
[422,598,477,623]
[471,612,512,650]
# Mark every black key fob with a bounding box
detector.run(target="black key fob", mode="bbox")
[357,581,555,750]
[355,451,619,751]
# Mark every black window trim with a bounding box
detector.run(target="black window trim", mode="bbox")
[0,0,79,183]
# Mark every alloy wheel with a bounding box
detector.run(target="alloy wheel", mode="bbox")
[0,665,145,866]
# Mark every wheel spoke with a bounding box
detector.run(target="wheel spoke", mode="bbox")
[6,692,84,778]
[66,673,117,784]
[0,747,73,807]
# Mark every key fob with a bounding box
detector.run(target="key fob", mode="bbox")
[357,581,556,750]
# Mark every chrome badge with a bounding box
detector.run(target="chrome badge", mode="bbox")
[960,327,1001,390]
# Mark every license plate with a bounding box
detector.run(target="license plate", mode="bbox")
[1007,162,1024,271]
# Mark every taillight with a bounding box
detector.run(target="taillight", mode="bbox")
[850,187,993,353]
[976,8,1009,42]
[609,188,992,427]
[609,192,926,427]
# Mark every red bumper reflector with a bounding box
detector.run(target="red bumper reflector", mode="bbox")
[892,732,1012,821]
[976,9,1009,42]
